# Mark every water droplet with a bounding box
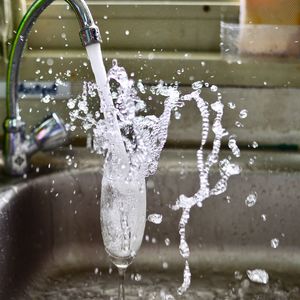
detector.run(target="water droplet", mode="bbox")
[179,239,190,258]
[210,85,218,92]
[228,135,240,157]
[67,98,76,109]
[239,109,248,119]
[174,111,181,120]
[148,214,162,224]
[112,59,118,67]
[249,157,256,165]
[247,269,269,284]
[162,262,169,269]
[245,192,257,207]
[234,270,243,280]
[235,121,244,128]
[41,95,51,103]
[191,81,203,90]
[271,238,279,249]
[47,58,54,66]
[165,238,170,246]
[228,102,236,109]
[134,273,142,281]
[66,70,71,77]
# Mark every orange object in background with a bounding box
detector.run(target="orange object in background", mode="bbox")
[240,0,300,25]
[239,0,300,57]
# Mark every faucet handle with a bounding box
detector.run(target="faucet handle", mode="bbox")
[29,112,68,153]
[3,113,68,175]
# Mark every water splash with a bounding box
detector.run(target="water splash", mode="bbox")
[86,44,129,170]
[67,60,242,294]
[170,88,241,293]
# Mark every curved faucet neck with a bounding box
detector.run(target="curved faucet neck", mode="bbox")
[5,0,101,120]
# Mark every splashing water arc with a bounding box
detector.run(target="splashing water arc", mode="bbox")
[67,55,241,293]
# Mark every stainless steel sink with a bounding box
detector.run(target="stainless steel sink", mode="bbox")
[1,149,300,299]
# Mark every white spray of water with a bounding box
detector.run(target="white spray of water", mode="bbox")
[67,60,242,294]
[86,44,129,169]
[171,89,241,293]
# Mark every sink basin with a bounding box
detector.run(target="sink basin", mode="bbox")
[1,149,300,299]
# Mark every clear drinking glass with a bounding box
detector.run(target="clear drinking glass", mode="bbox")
[100,163,146,300]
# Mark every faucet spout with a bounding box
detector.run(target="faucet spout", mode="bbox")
[3,0,101,175]
[6,0,101,119]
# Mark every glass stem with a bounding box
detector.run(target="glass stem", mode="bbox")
[118,267,126,300]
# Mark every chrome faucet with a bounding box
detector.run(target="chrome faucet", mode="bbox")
[3,0,101,175]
